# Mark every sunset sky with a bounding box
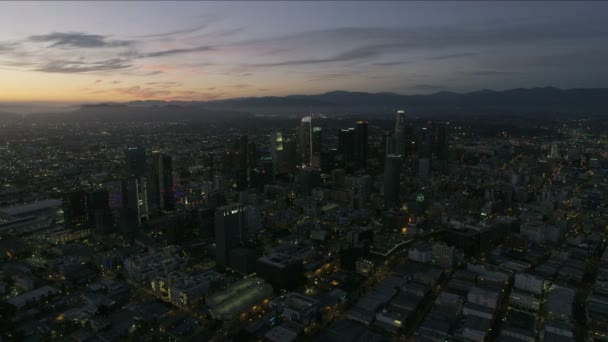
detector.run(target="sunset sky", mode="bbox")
[1,1,607,108]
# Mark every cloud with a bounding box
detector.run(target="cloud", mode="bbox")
[373,61,409,66]
[29,32,132,48]
[34,58,133,73]
[112,80,121,84]
[113,86,171,98]
[0,42,18,53]
[252,45,380,67]
[142,45,215,58]
[95,79,103,83]
[232,84,250,89]
[461,70,520,76]
[428,52,478,60]
[134,23,209,39]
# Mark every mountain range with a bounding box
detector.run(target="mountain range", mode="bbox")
[3,87,608,121]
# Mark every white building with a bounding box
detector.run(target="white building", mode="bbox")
[467,286,499,309]
[514,272,544,295]
[408,244,432,263]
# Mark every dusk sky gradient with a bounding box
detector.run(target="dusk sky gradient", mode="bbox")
[1,1,607,109]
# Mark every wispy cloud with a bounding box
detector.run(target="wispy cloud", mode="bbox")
[428,52,478,60]
[29,32,133,48]
[142,45,215,58]
[134,23,208,39]
[461,70,520,76]
[251,45,380,67]
[34,58,133,73]
[373,61,409,66]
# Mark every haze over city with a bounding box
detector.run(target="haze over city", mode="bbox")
[1,1,608,111]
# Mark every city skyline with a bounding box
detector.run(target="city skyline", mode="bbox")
[1,1,608,107]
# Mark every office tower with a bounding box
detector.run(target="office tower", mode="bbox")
[126,146,146,177]
[354,174,372,208]
[338,128,355,167]
[87,190,113,235]
[431,121,450,161]
[123,146,149,225]
[299,116,312,167]
[283,140,297,174]
[382,131,394,155]
[417,126,432,159]
[271,131,285,175]
[312,127,322,154]
[311,126,322,168]
[238,135,249,170]
[123,176,149,225]
[151,152,174,212]
[247,140,258,168]
[355,120,368,169]
[384,154,402,209]
[63,190,88,229]
[394,110,407,156]
[214,204,246,268]
[549,141,559,159]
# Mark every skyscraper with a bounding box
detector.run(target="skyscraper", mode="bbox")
[417,126,432,159]
[150,152,174,212]
[431,121,450,161]
[384,154,402,209]
[123,146,149,225]
[394,110,407,156]
[338,128,355,168]
[63,190,88,229]
[123,176,148,224]
[311,126,322,168]
[214,204,246,268]
[126,146,146,177]
[355,120,368,169]
[299,116,312,167]
[238,135,249,170]
[271,131,284,175]
[87,189,113,235]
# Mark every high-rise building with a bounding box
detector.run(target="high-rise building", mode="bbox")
[432,121,450,161]
[417,126,432,159]
[355,121,368,169]
[150,152,174,212]
[63,190,88,229]
[238,135,249,169]
[272,131,286,175]
[384,154,402,209]
[123,146,149,225]
[283,140,297,174]
[247,140,258,168]
[214,204,246,268]
[549,141,560,159]
[394,110,407,156]
[299,116,312,167]
[311,126,322,168]
[123,176,149,225]
[87,190,113,235]
[338,128,355,168]
[126,146,146,177]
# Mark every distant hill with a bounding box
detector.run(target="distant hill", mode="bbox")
[199,87,608,117]
[18,87,608,121]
